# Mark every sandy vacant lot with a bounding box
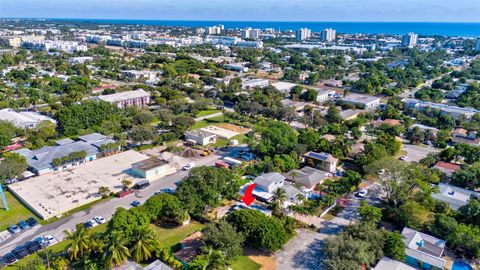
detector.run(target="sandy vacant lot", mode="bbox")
[9,150,150,220]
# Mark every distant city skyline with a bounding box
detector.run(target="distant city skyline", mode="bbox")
[1,0,480,22]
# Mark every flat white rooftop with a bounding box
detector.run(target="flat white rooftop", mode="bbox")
[96,89,150,103]
[9,150,150,220]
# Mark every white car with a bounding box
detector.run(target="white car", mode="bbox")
[94,215,106,224]
[44,235,58,246]
[356,189,368,198]
[399,155,407,161]
[182,162,195,171]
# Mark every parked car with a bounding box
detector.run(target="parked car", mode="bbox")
[18,220,30,230]
[356,189,368,198]
[83,219,97,229]
[24,241,40,253]
[182,162,195,171]
[116,188,134,198]
[8,224,21,234]
[26,217,39,227]
[155,188,175,195]
[34,237,46,248]
[94,215,106,224]
[131,200,141,207]
[44,235,57,245]
[2,253,16,264]
[12,246,29,259]
[399,155,407,161]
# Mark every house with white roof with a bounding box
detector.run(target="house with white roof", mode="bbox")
[248,172,301,206]
[341,93,381,109]
[432,183,480,210]
[0,108,56,129]
[401,227,447,270]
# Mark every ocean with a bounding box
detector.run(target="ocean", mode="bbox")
[48,19,480,37]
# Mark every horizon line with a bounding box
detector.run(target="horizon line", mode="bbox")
[1,17,480,24]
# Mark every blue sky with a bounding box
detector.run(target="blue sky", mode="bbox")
[1,0,479,22]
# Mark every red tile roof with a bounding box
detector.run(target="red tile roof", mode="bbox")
[434,161,461,172]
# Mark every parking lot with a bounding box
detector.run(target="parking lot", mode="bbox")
[8,150,151,220]
[402,143,440,163]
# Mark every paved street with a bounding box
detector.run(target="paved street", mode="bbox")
[276,229,326,270]
[0,153,221,256]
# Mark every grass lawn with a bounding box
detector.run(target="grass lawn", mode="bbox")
[195,109,220,118]
[0,191,44,231]
[231,255,261,270]
[150,221,205,248]
[191,115,226,130]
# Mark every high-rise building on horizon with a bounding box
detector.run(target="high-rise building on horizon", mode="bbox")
[242,28,261,39]
[207,25,224,35]
[402,32,418,47]
[296,28,311,41]
[242,27,252,39]
[320,28,336,42]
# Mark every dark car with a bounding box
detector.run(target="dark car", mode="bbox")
[26,217,39,227]
[34,237,46,248]
[131,200,141,207]
[83,221,94,229]
[2,253,16,264]
[8,224,21,234]
[18,220,30,230]
[12,246,29,259]
[25,241,40,253]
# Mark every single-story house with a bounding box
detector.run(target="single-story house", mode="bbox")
[14,133,116,175]
[0,108,56,129]
[184,130,217,146]
[285,166,330,189]
[174,231,203,266]
[339,109,359,120]
[401,227,446,270]
[373,257,416,270]
[131,158,176,180]
[341,93,381,109]
[432,161,461,178]
[451,128,480,146]
[432,183,480,210]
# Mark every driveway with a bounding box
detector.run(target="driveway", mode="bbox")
[276,229,327,270]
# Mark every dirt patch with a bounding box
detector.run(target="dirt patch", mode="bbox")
[244,247,276,270]
[217,123,251,134]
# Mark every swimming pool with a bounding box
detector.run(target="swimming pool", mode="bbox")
[452,261,473,270]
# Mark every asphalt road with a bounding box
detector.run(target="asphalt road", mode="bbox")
[0,153,221,257]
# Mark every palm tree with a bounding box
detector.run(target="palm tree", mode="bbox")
[65,224,90,261]
[272,188,287,211]
[295,193,306,204]
[103,231,130,268]
[129,226,158,263]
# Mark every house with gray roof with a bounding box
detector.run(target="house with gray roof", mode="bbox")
[401,227,446,270]
[432,183,480,210]
[285,166,330,189]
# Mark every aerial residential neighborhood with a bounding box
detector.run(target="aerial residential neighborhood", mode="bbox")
[0,2,479,270]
